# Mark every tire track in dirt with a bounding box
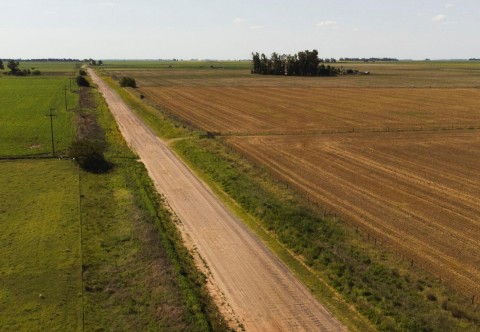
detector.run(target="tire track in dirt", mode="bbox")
[88,69,346,332]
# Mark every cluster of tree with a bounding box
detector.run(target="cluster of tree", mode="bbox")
[339,57,398,62]
[1,60,41,76]
[251,50,339,76]
[86,59,103,66]
[469,58,480,61]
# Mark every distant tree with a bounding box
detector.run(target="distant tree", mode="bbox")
[98,60,103,66]
[306,49,320,76]
[251,50,345,77]
[270,52,284,75]
[284,54,298,76]
[0,59,4,70]
[251,52,261,74]
[259,53,268,75]
[119,76,137,88]
[7,60,20,75]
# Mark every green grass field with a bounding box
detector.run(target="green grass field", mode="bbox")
[1,61,82,75]
[0,159,82,331]
[102,60,250,70]
[0,76,77,157]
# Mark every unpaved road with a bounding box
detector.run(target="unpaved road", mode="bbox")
[88,69,345,331]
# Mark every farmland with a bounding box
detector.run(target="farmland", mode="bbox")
[0,160,82,330]
[0,76,77,157]
[228,131,480,297]
[100,60,480,303]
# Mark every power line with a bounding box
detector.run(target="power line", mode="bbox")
[64,85,68,112]
[45,108,56,157]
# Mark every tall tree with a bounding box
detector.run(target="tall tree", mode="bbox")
[306,49,320,76]
[7,60,20,75]
[0,59,4,70]
[251,52,261,74]
[260,53,268,75]
[297,51,307,76]
[270,52,284,75]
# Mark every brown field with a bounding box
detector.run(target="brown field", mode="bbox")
[228,131,480,296]
[142,86,480,134]
[104,62,480,297]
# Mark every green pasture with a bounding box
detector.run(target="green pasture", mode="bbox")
[0,159,82,331]
[102,60,251,70]
[0,76,77,157]
[1,61,82,75]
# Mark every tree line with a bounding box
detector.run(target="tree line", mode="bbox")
[0,60,41,76]
[2,58,81,62]
[251,50,339,76]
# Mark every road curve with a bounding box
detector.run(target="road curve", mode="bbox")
[88,69,345,332]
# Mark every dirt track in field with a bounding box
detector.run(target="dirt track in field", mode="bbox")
[88,69,345,331]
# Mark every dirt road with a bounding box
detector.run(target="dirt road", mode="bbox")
[88,69,345,331]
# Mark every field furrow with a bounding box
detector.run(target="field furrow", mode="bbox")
[228,132,480,296]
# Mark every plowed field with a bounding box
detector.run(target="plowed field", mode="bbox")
[142,86,480,134]
[227,131,480,296]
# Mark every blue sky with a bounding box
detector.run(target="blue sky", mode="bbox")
[1,0,479,60]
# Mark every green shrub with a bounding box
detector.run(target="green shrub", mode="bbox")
[119,76,137,88]
[79,69,87,76]
[69,139,111,173]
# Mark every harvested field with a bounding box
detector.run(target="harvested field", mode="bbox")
[141,86,480,134]
[228,131,480,297]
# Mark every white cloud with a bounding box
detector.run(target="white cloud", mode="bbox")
[445,4,454,9]
[432,14,447,22]
[250,25,264,30]
[316,20,338,28]
[233,18,245,24]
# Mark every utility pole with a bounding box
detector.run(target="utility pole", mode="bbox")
[64,85,68,112]
[46,109,56,157]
